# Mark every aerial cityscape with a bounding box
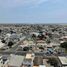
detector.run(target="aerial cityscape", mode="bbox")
[0,0,67,67]
[0,24,67,67]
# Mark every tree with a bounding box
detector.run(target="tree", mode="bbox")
[8,41,14,48]
[0,29,2,33]
[1,40,5,43]
[32,34,36,38]
[38,34,45,40]
[48,58,58,66]
[46,39,51,44]
[10,30,14,34]
[23,47,29,51]
[60,42,67,48]
[39,46,44,50]
[48,33,52,39]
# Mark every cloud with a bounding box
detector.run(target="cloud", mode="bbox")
[0,0,48,7]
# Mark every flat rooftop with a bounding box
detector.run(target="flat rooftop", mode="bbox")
[33,65,46,67]
[26,53,35,60]
[58,56,67,65]
[8,54,25,67]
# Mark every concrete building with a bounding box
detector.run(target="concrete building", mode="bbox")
[58,56,67,67]
[23,53,35,67]
[7,54,25,67]
[39,65,46,67]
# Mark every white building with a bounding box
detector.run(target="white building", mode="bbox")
[39,65,46,67]
[58,56,67,67]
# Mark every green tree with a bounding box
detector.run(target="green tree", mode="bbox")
[8,41,14,48]
[32,34,36,38]
[46,39,51,44]
[1,40,5,43]
[23,47,29,51]
[60,42,67,48]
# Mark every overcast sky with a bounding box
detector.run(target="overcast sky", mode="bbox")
[0,0,67,24]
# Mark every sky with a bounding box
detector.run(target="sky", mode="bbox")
[0,0,67,24]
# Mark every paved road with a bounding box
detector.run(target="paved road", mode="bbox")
[0,51,46,56]
[0,51,67,56]
[1,35,67,57]
[5,36,26,52]
[8,35,32,52]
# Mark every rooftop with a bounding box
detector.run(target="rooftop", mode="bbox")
[8,54,25,67]
[58,56,67,65]
[26,53,35,60]
[39,65,46,67]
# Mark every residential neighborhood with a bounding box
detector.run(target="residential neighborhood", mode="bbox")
[0,24,67,67]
